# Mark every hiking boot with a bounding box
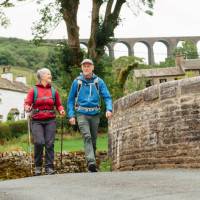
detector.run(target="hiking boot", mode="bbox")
[34,167,42,176]
[88,164,98,172]
[45,168,56,175]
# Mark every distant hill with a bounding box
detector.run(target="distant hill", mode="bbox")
[0,37,55,70]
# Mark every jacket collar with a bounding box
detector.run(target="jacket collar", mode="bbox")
[36,82,51,88]
[78,73,97,82]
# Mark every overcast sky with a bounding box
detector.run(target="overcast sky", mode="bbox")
[0,0,200,62]
[1,0,200,39]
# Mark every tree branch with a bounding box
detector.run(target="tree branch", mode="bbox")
[111,0,126,25]
[104,0,114,22]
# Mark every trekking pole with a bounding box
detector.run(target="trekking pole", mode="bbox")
[60,116,64,169]
[27,113,33,175]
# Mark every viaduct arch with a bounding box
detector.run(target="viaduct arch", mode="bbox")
[47,36,200,64]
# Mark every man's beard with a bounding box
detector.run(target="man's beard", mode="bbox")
[83,72,92,78]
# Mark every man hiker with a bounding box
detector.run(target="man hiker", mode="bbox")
[67,59,112,172]
[24,68,65,176]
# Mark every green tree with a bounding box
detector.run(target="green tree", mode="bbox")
[174,40,198,59]
[0,37,53,69]
[112,56,142,96]
[1,0,155,66]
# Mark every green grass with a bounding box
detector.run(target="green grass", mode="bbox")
[55,133,108,152]
[0,133,108,153]
[99,159,111,172]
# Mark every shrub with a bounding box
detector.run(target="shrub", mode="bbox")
[8,120,28,138]
[0,120,27,141]
[0,123,11,140]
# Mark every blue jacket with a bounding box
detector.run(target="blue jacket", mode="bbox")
[67,73,112,118]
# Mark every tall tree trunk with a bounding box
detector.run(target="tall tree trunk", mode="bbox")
[88,0,126,62]
[88,0,103,61]
[60,0,82,66]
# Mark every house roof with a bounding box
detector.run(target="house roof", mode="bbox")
[134,58,200,78]
[134,67,184,78]
[0,77,29,93]
[183,59,200,70]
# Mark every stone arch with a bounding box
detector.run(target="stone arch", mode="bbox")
[113,41,131,58]
[133,41,150,64]
[105,44,113,57]
[80,42,88,53]
[153,40,168,64]
[196,40,200,56]
[176,40,186,47]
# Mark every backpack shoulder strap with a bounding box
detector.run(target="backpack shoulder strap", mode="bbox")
[75,78,82,104]
[33,86,38,103]
[33,86,56,104]
[51,86,56,103]
[94,77,99,91]
[77,79,82,93]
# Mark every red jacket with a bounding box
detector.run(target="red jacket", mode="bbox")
[24,83,64,120]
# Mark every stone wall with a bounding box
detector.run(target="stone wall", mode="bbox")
[0,151,107,179]
[109,76,200,171]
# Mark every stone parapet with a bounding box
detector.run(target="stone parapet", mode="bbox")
[109,76,200,170]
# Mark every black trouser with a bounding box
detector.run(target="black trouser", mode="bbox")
[31,119,56,169]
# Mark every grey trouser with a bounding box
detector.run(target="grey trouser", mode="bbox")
[77,113,100,165]
[31,119,56,169]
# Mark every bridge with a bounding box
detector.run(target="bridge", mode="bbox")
[46,36,200,64]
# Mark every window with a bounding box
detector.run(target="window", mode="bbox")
[146,80,153,87]
[159,79,167,83]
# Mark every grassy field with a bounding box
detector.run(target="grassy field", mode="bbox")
[0,133,108,153]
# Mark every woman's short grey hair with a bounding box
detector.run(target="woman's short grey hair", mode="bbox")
[36,68,51,81]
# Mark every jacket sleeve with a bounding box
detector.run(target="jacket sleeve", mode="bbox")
[99,79,112,112]
[24,88,34,107]
[55,90,64,111]
[67,80,78,118]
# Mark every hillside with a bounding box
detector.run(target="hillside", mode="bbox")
[0,37,55,70]
[0,37,61,86]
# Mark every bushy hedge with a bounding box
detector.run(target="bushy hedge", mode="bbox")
[0,120,28,140]
[0,123,11,140]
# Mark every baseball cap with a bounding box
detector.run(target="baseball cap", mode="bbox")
[81,59,93,65]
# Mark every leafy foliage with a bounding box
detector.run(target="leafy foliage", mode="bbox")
[32,1,62,44]
[174,40,198,59]
[0,120,27,141]
[0,37,53,69]
[112,56,142,91]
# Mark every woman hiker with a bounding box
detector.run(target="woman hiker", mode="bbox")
[24,68,65,176]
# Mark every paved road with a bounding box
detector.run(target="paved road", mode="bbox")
[0,169,200,200]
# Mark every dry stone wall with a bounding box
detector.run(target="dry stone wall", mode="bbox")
[0,151,107,179]
[109,76,200,171]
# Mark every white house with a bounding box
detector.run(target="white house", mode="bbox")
[0,72,29,122]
